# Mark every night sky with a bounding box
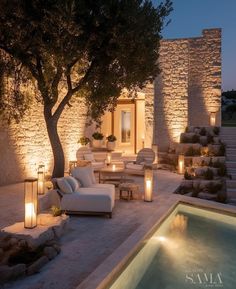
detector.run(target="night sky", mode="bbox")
[153,0,236,91]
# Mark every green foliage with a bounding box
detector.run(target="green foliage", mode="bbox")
[107,134,117,142]
[212,160,227,176]
[192,183,201,197]
[217,142,226,156]
[185,147,201,156]
[203,168,214,180]
[192,134,200,143]
[207,134,214,144]
[78,137,90,145]
[92,132,104,140]
[51,206,62,217]
[180,134,199,144]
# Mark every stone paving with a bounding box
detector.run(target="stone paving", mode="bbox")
[0,170,182,289]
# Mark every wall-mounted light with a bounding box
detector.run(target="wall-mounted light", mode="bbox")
[37,165,45,195]
[210,112,216,126]
[24,178,38,229]
[144,167,153,202]
[178,154,185,174]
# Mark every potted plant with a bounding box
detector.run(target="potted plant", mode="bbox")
[78,136,90,147]
[92,132,104,148]
[106,134,117,150]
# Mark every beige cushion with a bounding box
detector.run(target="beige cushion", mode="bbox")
[126,163,143,170]
[57,178,73,194]
[84,153,95,162]
[72,166,96,187]
[65,176,80,192]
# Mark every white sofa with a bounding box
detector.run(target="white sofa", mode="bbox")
[51,167,115,218]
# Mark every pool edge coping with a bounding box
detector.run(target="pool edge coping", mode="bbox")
[76,196,236,289]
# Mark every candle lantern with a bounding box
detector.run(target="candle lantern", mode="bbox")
[24,178,38,229]
[107,153,111,166]
[152,144,158,164]
[210,112,216,126]
[178,154,185,174]
[144,167,153,202]
[37,165,45,195]
[69,160,77,175]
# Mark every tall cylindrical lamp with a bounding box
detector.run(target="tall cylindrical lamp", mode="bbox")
[24,178,38,229]
[37,165,45,195]
[144,167,153,202]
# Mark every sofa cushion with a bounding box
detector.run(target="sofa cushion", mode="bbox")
[57,178,73,194]
[126,163,144,170]
[65,176,80,192]
[72,166,96,187]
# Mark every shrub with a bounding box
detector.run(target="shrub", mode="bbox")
[203,168,214,180]
[199,127,206,136]
[185,126,189,133]
[78,136,90,145]
[92,132,104,140]
[51,206,62,216]
[192,183,201,197]
[217,191,227,203]
[217,142,226,156]
[107,134,117,142]
[212,161,227,176]
[180,134,188,143]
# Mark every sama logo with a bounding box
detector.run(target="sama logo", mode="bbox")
[185,271,223,287]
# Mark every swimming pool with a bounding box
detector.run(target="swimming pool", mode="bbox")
[109,204,236,289]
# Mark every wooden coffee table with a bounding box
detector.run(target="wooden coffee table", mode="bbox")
[99,165,125,185]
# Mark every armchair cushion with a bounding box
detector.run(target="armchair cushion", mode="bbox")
[57,178,73,194]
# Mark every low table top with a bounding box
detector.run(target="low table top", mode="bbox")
[100,165,124,173]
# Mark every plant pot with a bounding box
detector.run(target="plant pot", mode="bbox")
[107,141,116,151]
[92,139,103,148]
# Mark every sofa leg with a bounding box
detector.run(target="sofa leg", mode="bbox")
[108,212,112,219]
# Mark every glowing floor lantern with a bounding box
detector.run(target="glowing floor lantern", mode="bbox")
[37,164,45,195]
[178,154,185,174]
[24,178,38,229]
[210,112,216,126]
[144,167,153,202]
[69,160,77,175]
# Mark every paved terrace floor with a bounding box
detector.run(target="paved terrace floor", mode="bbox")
[0,170,182,289]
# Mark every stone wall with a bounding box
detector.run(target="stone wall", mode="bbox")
[155,28,222,151]
[0,95,88,186]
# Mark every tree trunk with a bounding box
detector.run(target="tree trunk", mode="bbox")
[44,108,65,178]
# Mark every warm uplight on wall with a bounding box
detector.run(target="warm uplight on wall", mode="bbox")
[69,160,77,175]
[24,178,38,229]
[210,112,216,126]
[178,154,185,174]
[144,167,153,202]
[107,153,111,166]
[37,165,45,195]
[152,144,158,164]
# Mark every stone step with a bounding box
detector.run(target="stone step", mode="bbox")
[226,161,236,169]
[227,188,236,198]
[226,155,236,162]
[221,127,236,133]
[227,148,236,155]
[226,180,236,188]
[228,172,236,180]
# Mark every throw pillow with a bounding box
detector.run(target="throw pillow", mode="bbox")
[57,178,73,194]
[65,176,80,192]
[71,166,96,187]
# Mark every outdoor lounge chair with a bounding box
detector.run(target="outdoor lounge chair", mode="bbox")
[124,148,155,175]
[45,166,115,218]
[76,147,105,170]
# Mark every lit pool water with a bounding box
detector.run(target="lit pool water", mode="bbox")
[109,204,236,289]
